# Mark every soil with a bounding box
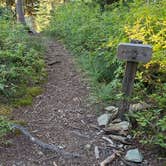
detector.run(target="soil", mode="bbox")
[0,38,165,166]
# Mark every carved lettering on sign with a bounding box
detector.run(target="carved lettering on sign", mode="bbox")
[117,43,152,63]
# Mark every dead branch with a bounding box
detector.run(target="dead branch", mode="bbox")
[12,124,80,158]
[100,153,116,166]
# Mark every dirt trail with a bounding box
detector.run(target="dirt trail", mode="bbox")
[0,39,101,166]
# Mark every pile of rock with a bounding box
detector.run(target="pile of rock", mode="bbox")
[96,104,148,165]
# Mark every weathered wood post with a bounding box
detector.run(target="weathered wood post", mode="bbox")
[117,40,152,119]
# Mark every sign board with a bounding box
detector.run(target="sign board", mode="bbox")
[117,43,152,63]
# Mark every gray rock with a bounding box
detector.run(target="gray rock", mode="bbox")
[108,121,130,131]
[127,135,132,139]
[97,113,111,126]
[104,106,119,120]
[104,106,118,112]
[118,144,124,148]
[129,102,151,112]
[124,148,143,163]
[85,144,91,150]
[104,121,130,136]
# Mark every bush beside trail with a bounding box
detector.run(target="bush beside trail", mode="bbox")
[0,7,46,139]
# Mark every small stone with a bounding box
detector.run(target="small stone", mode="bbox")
[127,135,132,139]
[124,148,143,163]
[104,106,118,112]
[124,145,128,149]
[97,113,111,126]
[37,151,43,155]
[119,161,125,166]
[53,162,58,166]
[118,144,124,148]
[85,144,91,150]
[57,145,64,149]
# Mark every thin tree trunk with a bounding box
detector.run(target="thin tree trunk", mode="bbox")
[6,0,11,9]
[15,0,26,25]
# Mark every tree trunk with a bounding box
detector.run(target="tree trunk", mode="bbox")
[6,0,11,9]
[15,0,26,25]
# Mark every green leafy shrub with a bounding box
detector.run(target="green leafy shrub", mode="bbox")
[0,17,45,102]
[0,7,46,139]
[130,108,166,148]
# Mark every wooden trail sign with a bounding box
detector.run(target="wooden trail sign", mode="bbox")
[117,40,152,119]
[118,43,152,63]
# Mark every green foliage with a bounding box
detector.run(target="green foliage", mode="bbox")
[13,86,43,107]
[0,116,12,138]
[0,16,45,102]
[0,8,45,139]
[130,109,166,148]
[48,1,166,149]
[35,0,60,32]
[0,105,12,138]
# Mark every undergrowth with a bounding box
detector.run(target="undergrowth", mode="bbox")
[0,7,46,139]
[47,0,166,149]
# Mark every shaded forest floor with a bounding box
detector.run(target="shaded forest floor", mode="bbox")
[0,37,165,166]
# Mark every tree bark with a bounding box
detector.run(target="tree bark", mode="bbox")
[15,0,26,25]
[6,0,11,8]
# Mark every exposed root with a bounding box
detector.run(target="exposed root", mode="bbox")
[12,124,80,158]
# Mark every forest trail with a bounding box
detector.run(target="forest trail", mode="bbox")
[0,38,101,166]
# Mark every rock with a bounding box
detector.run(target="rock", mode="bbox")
[118,144,124,148]
[119,161,125,166]
[127,135,132,139]
[104,106,118,112]
[104,106,119,120]
[109,121,130,131]
[97,113,111,126]
[104,127,128,136]
[129,102,151,112]
[85,144,91,150]
[124,148,143,163]
[104,121,130,136]
[37,151,43,155]
[53,162,58,166]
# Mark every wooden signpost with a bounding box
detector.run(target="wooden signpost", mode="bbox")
[117,40,152,119]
